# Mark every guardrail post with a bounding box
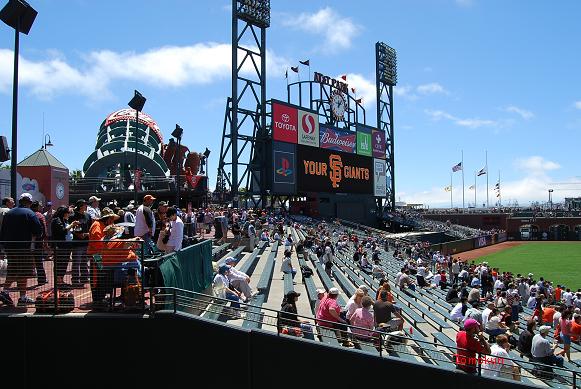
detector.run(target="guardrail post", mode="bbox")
[53,244,58,314]
[379,333,383,357]
[477,352,482,376]
[173,288,177,314]
[574,371,577,389]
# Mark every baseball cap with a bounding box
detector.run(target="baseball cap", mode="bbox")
[286,291,301,299]
[328,287,339,295]
[158,201,168,207]
[225,257,237,264]
[143,194,156,202]
[316,288,325,295]
[88,195,101,202]
[463,318,479,330]
[20,192,32,201]
[218,264,231,274]
[539,326,551,334]
[126,204,135,211]
[358,284,369,293]
[75,199,87,208]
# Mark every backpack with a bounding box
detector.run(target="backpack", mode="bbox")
[300,265,313,278]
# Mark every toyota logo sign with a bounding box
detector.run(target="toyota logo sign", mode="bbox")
[282,113,290,123]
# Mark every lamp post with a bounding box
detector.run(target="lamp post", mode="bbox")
[171,124,184,208]
[42,133,53,150]
[1,0,37,200]
[128,90,146,204]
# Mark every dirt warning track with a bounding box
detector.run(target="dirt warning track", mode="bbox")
[455,241,526,262]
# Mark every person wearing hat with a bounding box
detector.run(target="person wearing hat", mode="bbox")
[153,201,169,243]
[531,325,564,368]
[69,199,91,286]
[212,264,242,319]
[280,249,296,280]
[278,291,314,340]
[164,207,184,253]
[316,287,353,347]
[314,288,326,315]
[224,257,255,301]
[0,193,42,307]
[455,318,491,374]
[134,195,156,253]
[87,196,101,221]
[87,207,120,305]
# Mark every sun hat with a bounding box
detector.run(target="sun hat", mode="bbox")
[88,195,101,202]
[20,192,32,201]
[99,207,120,221]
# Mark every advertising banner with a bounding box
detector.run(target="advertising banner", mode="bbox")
[272,101,298,144]
[298,109,319,147]
[272,141,296,194]
[319,125,356,153]
[297,144,372,194]
[373,158,387,197]
[356,125,372,157]
[372,129,386,159]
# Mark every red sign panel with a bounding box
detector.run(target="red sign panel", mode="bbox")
[272,102,298,144]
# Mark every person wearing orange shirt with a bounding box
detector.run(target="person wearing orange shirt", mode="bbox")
[542,305,557,326]
[571,314,581,343]
[87,208,119,306]
[555,285,563,303]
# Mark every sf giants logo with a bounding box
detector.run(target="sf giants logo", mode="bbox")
[329,154,343,188]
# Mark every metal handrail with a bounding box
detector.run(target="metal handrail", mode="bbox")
[150,286,579,387]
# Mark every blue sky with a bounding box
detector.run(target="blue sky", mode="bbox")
[0,0,580,207]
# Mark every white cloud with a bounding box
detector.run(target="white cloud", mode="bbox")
[417,83,448,95]
[393,85,417,100]
[341,73,376,107]
[425,109,498,128]
[574,101,581,110]
[504,105,534,120]
[0,44,290,100]
[282,7,360,53]
[514,156,560,175]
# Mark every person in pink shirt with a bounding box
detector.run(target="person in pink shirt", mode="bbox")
[559,310,573,361]
[350,296,375,342]
[316,287,352,347]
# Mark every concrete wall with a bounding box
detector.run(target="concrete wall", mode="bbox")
[1,312,534,389]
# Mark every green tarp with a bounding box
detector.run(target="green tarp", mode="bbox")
[159,240,214,293]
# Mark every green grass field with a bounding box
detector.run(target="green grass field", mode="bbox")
[480,242,581,290]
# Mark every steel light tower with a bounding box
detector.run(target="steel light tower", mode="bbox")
[376,42,397,213]
[218,0,270,208]
[128,90,146,204]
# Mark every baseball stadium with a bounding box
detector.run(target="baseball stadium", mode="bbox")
[0,1,580,389]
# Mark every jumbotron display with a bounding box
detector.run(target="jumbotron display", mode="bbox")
[270,99,387,197]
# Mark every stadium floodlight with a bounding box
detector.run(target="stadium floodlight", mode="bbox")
[376,42,397,86]
[128,89,146,204]
[236,0,270,28]
[1,0,38,199]
[173,124,184,207]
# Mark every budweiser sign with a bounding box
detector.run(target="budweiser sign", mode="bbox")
[319,126,356,153]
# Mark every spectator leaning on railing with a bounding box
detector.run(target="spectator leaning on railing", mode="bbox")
[0,193,42,307]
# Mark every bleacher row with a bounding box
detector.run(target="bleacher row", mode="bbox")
[198,222,580,388]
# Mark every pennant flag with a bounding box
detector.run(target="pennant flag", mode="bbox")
[452,162,462,172]
[299,59,310,66]
[351,87,356,94]
[340,74,347,81]
[356,98,363,104]
[477,167,487,176]
[444,186,452,192]
[291,66,299,73]
[496,193,501,197]
[494,183,500,189]
[468,185,475,190]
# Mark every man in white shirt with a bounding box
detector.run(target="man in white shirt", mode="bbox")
[563,288,574,307]
[225,257,255,301]
[134,194,156,252]
[481,335,519,380]
[213,265,242,318]
[531,326,564,367]
[482,302,495,328]
[494,278,505,292]
[450,298,467,322]
[165,207,184,252]
[87,195,101,221]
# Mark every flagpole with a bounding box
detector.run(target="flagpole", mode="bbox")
[450,172,453,209]
[308,64,311,81]
[486,150,489,208]
[474,171,477,208]
[285,68,289,88]
[498,170,502,207]
[461,150,465,209]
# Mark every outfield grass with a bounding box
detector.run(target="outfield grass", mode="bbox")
[480,242,581,290]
